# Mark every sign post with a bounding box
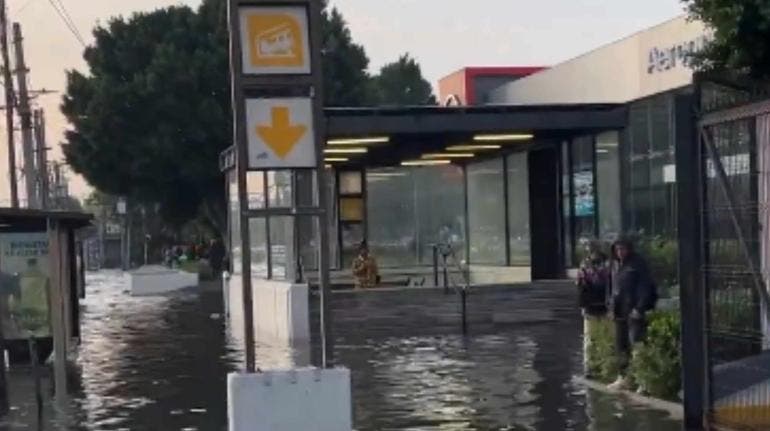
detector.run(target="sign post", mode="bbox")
[228,0,332,372]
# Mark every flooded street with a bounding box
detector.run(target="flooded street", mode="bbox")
[2,272,681,430]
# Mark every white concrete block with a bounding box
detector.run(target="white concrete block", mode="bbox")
[227,277,310,345]
[228,368,352,431]
[128,265,199,296]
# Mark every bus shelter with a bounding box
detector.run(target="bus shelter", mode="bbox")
[0,208,92,406]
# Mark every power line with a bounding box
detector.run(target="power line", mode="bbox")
[53,0,84,44]
[46,0,84,47]
[14,0,37,14]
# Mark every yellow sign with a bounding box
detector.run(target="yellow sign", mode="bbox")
[240,7,311,75]
[257,107,308,158]
[246,98,316,168]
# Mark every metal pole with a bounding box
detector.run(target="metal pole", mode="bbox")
[461,288,468,335]
[676,93,707,430]
[33,109,48,209]
[12,23,37,209]
[443,253,449,295]
[0,0,17,208]
[308,0,332,368]
[227,0,255,372]
[432,245,439,287]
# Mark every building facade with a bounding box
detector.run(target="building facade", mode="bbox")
[438,67,547,106]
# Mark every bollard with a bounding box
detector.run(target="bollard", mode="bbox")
[442,254,449,295]
[461,288,468,335]
[432,245,439,287]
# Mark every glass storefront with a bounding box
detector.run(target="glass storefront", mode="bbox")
[467,159,506,265]
[506,153,530,265]
[624,94,678,237]
[596,131,622,241]
[366,165,465,267]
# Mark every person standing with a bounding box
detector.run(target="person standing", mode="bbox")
[578,242,610,377]
[352,242,379,290]
[209,239,226,278]
[608,238,657,390]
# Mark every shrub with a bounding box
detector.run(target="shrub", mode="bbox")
[586,317,620,383]
[630,311,682,400]
[585,311,682,401]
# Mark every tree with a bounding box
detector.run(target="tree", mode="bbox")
[62,2,230,233]
[370,54,436,105]
[683,0,770,78]
[321,5,372,106]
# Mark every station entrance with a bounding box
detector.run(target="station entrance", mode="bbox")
[316,104,627,284]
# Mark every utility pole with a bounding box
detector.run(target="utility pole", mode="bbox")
[12,23,36,209]
[33,109,48,208]
[0,0,16,208]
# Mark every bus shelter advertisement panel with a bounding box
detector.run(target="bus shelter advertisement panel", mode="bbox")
[0,233,51,339]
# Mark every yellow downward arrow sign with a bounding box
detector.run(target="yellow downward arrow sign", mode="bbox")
[257,106,308,159]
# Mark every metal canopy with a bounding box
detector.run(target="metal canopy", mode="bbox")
[323,104,627,168]
[325,103,627,136]
[0,208,92,231]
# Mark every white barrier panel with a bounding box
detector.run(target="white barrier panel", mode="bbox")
[253,280,310,343]
[228,276,310,344]
[228,368,352,431]
[128,265,199,296]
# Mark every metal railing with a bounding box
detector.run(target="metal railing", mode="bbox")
[432,243,470,334]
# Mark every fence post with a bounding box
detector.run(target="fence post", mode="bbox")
[676,93,708,430]
[432,245,439,287]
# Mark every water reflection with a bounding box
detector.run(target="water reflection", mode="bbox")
[0,273,681,430]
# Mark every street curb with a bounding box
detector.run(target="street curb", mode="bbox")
[573,376,683,420]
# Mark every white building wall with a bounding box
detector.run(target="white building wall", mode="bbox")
[489,16,707,105]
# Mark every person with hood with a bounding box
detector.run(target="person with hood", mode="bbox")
[608,237,657,390]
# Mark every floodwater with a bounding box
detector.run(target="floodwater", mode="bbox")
[0,272,681,430]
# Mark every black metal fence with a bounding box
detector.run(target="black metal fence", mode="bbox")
[695,74,770,430]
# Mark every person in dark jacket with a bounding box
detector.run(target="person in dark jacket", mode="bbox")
[608,237,657,390]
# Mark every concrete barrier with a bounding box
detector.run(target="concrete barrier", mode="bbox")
[128,265,199,296]
[228,368,352,431]
[227,275,310,344]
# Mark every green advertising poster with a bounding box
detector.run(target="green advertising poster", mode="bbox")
[0,233,51,339]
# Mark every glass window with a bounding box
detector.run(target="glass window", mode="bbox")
[339,198,364,222]
[341,223,364,268]
[414,165,466,264]
[246,171,265,209]
[267,171,292,208]
[339,171,363,195]
[325,169,339,268]
[596,132,622,241]
[366,169,417,267]
[230,171,242,275]
[572,136,596,259]
[296,170,317,207]
[269,216,293,281]
[507,153,530,265]
[249,218,268,279]
[297,215,318,276]
[561,141,573,267]
[467,158,506,265]
[630,103,650,156]
[651,96,672,152]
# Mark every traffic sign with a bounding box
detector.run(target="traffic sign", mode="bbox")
[246,97,316,169]
[239,6,311,75]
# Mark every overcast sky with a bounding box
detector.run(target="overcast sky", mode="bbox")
[0,0,686,203]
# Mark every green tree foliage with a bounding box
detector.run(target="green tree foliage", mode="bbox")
[371,54,436,106]
[683,0,770,77]
[322,4,372,106]
[62,2,230,231]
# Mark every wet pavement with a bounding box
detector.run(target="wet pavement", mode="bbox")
[0,272,681,430]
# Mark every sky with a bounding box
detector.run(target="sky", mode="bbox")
[0,0,687,204]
